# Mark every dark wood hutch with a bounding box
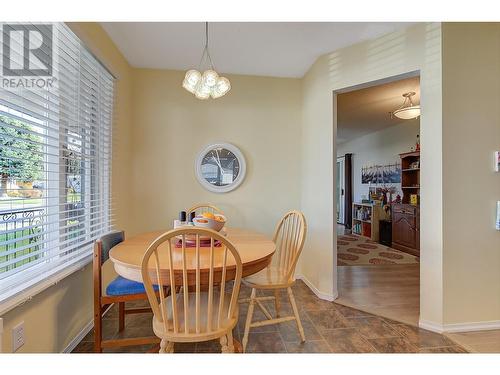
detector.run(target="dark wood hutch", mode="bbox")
[391,151,420,256]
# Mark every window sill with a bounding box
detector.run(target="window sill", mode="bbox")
[0,254,92,316]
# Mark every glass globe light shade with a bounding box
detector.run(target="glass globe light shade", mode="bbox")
[194,82,211,100]
[211,77,231,99]
[393,105,421,120]
[183,70,201,93]
[201,70,219,87]
[185,69,201,85]
[182,79,197,94]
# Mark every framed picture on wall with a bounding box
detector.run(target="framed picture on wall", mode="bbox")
[362,162,401,184]
[495,151,500,172]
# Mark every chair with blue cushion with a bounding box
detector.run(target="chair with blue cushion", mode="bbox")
[93,230,162,352]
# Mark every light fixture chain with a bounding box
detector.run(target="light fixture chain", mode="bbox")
[205,21,208,49]
[197,22,216,71]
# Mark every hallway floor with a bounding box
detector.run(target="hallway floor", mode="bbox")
[337,264,420,326]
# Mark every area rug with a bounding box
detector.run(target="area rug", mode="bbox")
[337,234,419,266]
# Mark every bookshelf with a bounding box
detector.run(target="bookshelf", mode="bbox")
[400,151,420,204]
[351,202,383,241]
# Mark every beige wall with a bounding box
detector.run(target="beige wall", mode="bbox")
[130,69,302,238]
[1,23,132,352]
[442,23,500,325]
[300,23,444,324]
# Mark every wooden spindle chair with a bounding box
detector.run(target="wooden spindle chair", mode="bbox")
[187,204,224,218]
[141,227,242,353]
[239,210,307,352]
[93,230,161,352]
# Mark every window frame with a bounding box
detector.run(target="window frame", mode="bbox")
[0,23,115,315]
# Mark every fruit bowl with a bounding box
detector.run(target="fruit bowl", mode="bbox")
[192,214,226,232]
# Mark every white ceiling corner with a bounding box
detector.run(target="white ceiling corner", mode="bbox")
[100,22,416,78]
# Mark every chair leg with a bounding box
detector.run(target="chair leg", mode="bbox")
[227,331,235,353]
[167,342,175,353]
[220,335,229,353]
[220,332,234,353]
[159,339,166,353]
[118,302,125,332]
[242,288,256,353]
[287,287,305,342]
[159,339,174,353]
[274,290,281,318]
[93,306,102,353]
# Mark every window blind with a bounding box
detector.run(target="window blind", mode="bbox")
[0,23,114,301]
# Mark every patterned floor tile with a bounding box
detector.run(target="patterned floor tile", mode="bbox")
[294,292,336,311]
[195,340,223,353]
[71,280,469,354]
[393,323,455,348]
[306,309,354,331]
[346,317,401,339]
[244,331,287,353]
[419,346,468,353]
[321,328,377,353]
[367,337,419,353]
[237,302,279,333]
[285,340,331,353]
[278,315,322,342]
[173,342,197,353]
[335,304,374,318]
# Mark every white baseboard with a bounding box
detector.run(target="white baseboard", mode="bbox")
[63,319,94,353]
[419,319,444,333]
[443,320,500,333]
[420,318,500,333]
[295,274,337,301]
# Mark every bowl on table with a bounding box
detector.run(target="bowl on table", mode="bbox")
[192,214,226,232]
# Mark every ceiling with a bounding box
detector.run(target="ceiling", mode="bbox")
[101,22,414,78]
[337,76,420,144]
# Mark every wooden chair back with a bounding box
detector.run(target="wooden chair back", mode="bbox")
[271,211,307,281]
[187,204,224,217]
[141,227,242,337]
[94,230,125,297]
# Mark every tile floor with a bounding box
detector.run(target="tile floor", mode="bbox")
[72,280,467,354]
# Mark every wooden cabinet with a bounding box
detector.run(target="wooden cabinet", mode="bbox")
[400,151,420,204]
[391,203,419,256]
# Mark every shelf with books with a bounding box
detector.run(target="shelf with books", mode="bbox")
[351,202,382,241]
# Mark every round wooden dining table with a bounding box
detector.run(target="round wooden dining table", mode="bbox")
[109,227,275,353]
[109,227,276,285]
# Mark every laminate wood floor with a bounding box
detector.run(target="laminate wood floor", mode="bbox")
[446,330,500,353]
[336,264,420,327]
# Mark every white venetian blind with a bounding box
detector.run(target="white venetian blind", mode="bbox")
[0,23,114,301]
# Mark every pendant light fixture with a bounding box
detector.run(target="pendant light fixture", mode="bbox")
[391,92,420,120]
[182,22,231,100]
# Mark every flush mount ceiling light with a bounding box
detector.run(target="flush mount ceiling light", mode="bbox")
[182,22,231,100]
[391,92,420,120]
